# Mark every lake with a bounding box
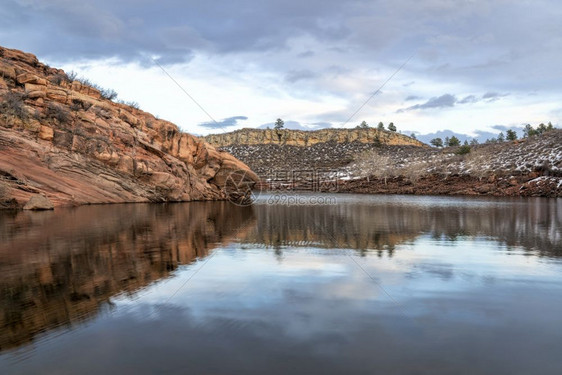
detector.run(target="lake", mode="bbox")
[1,194,561,374]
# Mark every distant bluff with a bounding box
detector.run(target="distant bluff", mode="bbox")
[205,127,426,147]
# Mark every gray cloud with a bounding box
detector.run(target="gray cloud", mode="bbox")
[0,0,352,64]
[458,95,478,104]
[405,95,421,101]
[1,0,560,135]
[1,0,560,97]
[399,94,456,112]
[285,69,316,83]
[199,116,248,129]
[297,51,315,58]
[400,91,510,112]
[482,92,509,101]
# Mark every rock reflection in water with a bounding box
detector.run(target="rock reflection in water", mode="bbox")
[247,195,562,257]
[0,202,255,352]
[0,194,561,362]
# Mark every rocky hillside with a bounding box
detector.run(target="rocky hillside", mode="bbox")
[0,46,258,209]
[209,128,424,178]
[339,130,562,197]
[205,127,425,147]
[217,127,562,197]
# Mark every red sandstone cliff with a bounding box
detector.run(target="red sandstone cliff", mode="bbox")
[0,46,258,208]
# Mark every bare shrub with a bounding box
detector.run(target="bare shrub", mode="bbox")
[70,99,82,112]
[67,70,77,81]
[352,150,395,183]
[100,88,118,101]
[49,72,68,85]
[117,99,140,109]
[47,102,71,124]
[0,91,28,120]
[399,161,428,183]
[76,77,118,101]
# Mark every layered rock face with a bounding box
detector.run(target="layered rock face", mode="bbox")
[0,46,258,208]
[205,127,426,147]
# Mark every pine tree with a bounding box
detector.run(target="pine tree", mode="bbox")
[447,136,460,147]
[506,129,517,141]
[274,118,284,130]
[387,122,397,132]
[430,138,443,148]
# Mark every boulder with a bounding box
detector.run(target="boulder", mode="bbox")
[17,73,47,86]
[46,88,68,103]
[38,126,54,141]
[0,63,17,81]
[23,194,54,210]
[25,83,48,99]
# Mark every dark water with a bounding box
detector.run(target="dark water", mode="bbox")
[1,194,561,374]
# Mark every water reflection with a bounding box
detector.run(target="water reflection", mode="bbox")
[1,195,562,374]
[248,195,562,257]
[0,202,255,352]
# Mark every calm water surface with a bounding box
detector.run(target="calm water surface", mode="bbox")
[1,194,561,374]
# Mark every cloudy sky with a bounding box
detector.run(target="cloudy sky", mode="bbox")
[1,0,561,137]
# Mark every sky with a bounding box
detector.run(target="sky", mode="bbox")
[1,0,561,138]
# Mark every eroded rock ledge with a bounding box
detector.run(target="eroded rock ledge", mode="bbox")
[0,46,258,208]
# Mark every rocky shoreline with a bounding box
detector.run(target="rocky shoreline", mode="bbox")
[337,173,562,198]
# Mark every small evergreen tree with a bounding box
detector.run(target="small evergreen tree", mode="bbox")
[360,120,369,128]
[497,132,505,142]
[447,136,461,147]
[377,122,384,130]
[523,124,537,137]
[470,138,479,146]
[506,129,517,141]
[430,138,443,148]
[274,118,284,130]
[456,145,471,155]
[387,122,397,132]
[410,133,417,139]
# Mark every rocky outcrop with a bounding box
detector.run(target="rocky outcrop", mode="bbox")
[205,127,425,147]
[22,194,54,210]
[0,46,258,208]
